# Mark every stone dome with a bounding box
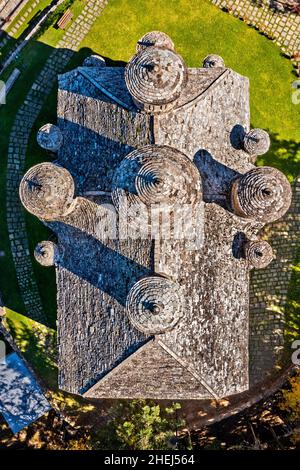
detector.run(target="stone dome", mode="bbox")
[136,31,174,52]
[19,162,75,221]
[37,123,63,152]
[203,54,225,68]
[244,240,274,269]
[231,167,292,223]
[126,276,184,334]
[243,129,270,155]
[83,55,106,67]
[125,46,187,113]
[34,241,60,267]
[112,145,201,223]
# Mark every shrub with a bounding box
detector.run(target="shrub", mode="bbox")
[91,400,187,450]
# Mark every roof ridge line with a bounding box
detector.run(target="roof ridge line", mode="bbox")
[176,68,230,111]
[82,338,154,397]
[157,339,220,399]
[78,67,132,111]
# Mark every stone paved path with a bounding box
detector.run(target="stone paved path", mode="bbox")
[6,0,108,323]
[212,0,300,64]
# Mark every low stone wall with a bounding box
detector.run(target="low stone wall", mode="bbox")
[249,177,300,384]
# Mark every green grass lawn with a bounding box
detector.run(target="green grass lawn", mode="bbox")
[0,0,299,363]
[4,308,57,388]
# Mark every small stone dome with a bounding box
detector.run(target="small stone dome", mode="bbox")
[203,54,225,68]
[112,145,201,216]
[243,129,270,155]
[231,167,292,223]
[19,162,75,221]
[37,124,63,152]
[136,31,174,52]
[126,276,184,334]
[83,55,106,67]
[125,46,187,113]
[244,240,274,269]
[34,241,60,267]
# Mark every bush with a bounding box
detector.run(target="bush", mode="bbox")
[279,370,300,422]
[91,400,188,450]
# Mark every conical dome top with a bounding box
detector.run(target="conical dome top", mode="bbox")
[125,46,187,113]
[19,162,75,221]
[112,145,201,210]
[231,167,292,223]
[126,276,184,334]
[136,31,174,52]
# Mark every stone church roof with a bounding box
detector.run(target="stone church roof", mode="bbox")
[19,31,292,399]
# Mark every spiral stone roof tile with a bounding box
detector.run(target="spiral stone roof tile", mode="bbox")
[136,31,175,52]
[112,145,202,234]
[83,55,106,67]
[203,54,225,68]
[244,240,274,269]
[34,241,60,267]
[19,162,75,221]
[37,123,63,152]
[243,128,270,155]
[112,144,201,207]
[126,276,184,335]
[125,46,187,112]
[231,167,292,223]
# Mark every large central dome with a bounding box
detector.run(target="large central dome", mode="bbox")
[112,145,201,236]
[112,144,201,209]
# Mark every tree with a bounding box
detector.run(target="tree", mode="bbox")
[91,400,189,450]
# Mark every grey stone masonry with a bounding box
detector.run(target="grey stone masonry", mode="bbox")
[6,0,108,323]
[34,37,291,399]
